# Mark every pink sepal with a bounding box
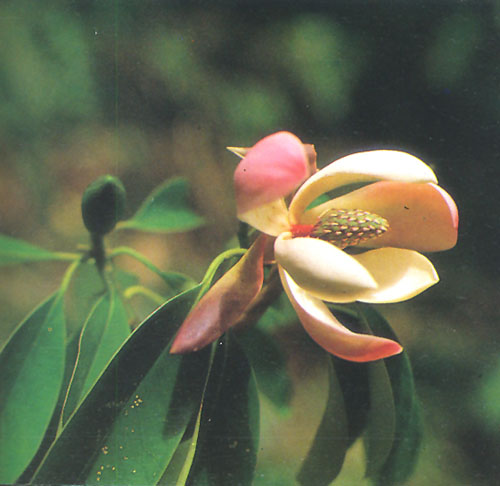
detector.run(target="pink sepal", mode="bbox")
[234,131,309,215]
[170,236,266,354]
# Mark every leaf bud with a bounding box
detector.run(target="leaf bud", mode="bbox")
[81,175,126,235]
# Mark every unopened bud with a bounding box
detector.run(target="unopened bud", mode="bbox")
[81,175,126,235]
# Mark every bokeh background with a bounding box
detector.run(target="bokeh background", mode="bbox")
[1,1,499,484]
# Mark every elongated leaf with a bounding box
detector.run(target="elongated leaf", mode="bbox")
[16,329,82,484]
[62,291,131,423]
[331,356,370,444]
[358,305,422,485]
[297,351,350,486]
[119,178,204,233]
[237,327,293,414]
[0,234,64,265]
[160,343,221,486]
[256,292,297,332]
[157,271,197,292]
[32,286,204,485]
[355,308,396,478]
[363,358,396,477]
[0,294,66,484]
[85,350,209,485]
[330,309,371,443]
[187,334,260,486]
[158,427,200,485]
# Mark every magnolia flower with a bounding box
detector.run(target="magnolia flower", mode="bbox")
[172,131,458,362]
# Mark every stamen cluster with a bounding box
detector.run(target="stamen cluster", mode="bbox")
[310,208,389,249]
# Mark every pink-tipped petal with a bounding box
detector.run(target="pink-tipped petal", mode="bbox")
[234,131,309,215]
[279,268,402,362]
[353,248,439,303]
[289,150,437,224]
[170,236,266,354]
[274,234,377,303]
[303,181,458,252]
[238,198,290,236]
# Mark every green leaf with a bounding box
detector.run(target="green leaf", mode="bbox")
[363,358,396,477]
[297,351,350,486]
[256,291,297,332]
[158,428,200,485]
[358,305,422,486]
[237,327,293,414]
[0,234,66,265]
[329,309,371,444]
[62,291,131,424]
[16,328,82,484]
[331,356,370,445]
[476,357,500,428]
[109,246,196,293]
[187,334,260,486]
[119,178,204,233]
[0,293,66,484]
[64,262,108,336]
[161,350,217,486]
[355,307,396,478]
[32,286,206,485]
[84,350,209,485]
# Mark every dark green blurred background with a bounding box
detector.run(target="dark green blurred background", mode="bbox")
[1,1,499,484]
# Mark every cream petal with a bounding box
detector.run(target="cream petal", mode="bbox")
[289,150,437,224]
[227,146,250,158]
[274,234,377,303]
[238,198,290,236]
[353,248,439,303]
[234,131,309,215]
[302,181,458,252]
[279,268,402,362]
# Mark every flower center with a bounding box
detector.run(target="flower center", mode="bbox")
[291,208,389,249]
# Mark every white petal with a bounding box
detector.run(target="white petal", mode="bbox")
[238,198,290,236]
[274,234,377,303]
[353,248,439,303]
[279,267,403,362]
[289,150,438,224]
